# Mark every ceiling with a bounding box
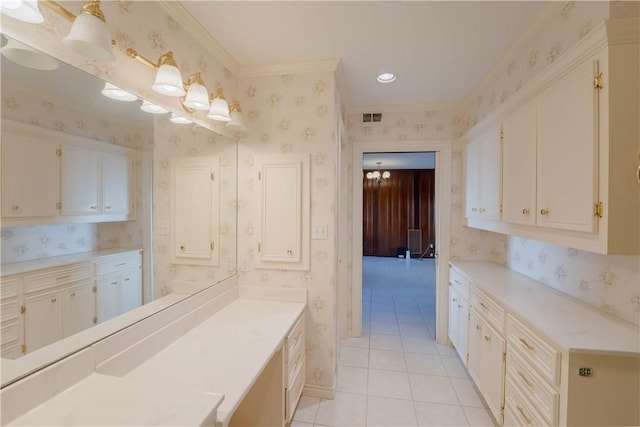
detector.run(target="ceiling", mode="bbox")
[363,152,434,170]
[179,1,549,108]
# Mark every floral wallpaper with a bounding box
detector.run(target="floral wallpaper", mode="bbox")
[237,71,338,390]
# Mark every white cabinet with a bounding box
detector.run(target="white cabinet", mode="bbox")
[448,268,470,365]
[63,282,96,337]
[61,144,100,216]
[284,315,305,422]
[24,289,65,353]
[101,152,133,215]
[1,277,23,359]
[256,154,310,270]
[170,157,219,266]
[465,123,501,221]
[96,253,142,322]
[1,128,59,218]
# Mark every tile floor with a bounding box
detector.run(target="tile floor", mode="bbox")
[292,256,497,427]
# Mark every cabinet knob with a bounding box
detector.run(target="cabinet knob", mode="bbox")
[180,245,185,251]
[287,249,293,255]
[70,292,76,297]
[522,208,529,215]
[479,208,485,213]
[540,209,549,216]
[11,205,19,210]
[484,335,491,341]
[90,205,97,210]
[471,208,478,212]
[105,205,112,210]
[452,298,457,302]
[458,304,463,308]
[110,281,118,285]
[475,324,481,330]
[51,298,57,303]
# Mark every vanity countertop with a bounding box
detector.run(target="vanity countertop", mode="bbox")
[1,248,142,277]
[9,373,223,426]
[451,261,640,356]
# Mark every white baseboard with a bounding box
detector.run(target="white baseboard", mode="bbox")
[302,382,336,400]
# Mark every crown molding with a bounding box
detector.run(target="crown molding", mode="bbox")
[346,103,465,115]
[238,59,340,78]
[462,1,565,109]
[157,1,240,75]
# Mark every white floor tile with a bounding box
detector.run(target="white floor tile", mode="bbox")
[401,335,439,355]
[368,369,413,400]
[409,374,459,405]
[370,333,403,352]
[315,392,367,427]
[293,396,321,423]
[441,355,470,378]
[369,349,407,372]
[371,320,400,335]
[399,322,431,337]
[404,353,447,376]
[396,311,427,324]
[414,401,470,426]
[450,377,484,407]
[435,343,458,356]
[463,406,497,426]
[290,422,314,427]
[366,396,417,427]
[336,365,368,395]
[339,346,369,368]
[341,335,370,349]
[371,311,398,322]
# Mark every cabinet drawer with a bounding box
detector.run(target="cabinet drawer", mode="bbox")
[1,341,21,359]
[1,299,21,322]
[507,347,559,425]
[285,357,305,422]
[285,315,305,361]
[470,286,505,333]
[25,264,93,293]
[449,267,470,297]
[505,376,550,427]
[1,276,21,299]
[286,336,305,382]
[507,315,561,385]
[95,254,141,276]
[1,319,20,345]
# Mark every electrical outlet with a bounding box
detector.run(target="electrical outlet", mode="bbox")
[312,223,328,240]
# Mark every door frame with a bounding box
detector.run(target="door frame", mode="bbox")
[351,140,451,345]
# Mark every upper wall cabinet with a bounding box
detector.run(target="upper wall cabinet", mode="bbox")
[1,120,136,226]
[256,154,310,271]
[466,18,639,255]
[170,156,220,266]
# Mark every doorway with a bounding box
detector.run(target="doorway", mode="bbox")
[351,140,451,346]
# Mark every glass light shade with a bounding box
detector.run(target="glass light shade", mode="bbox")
[366,172,374,179]
[372,171,381,179]
[207,97,230,122]
[170,113,192,124]
[0,0,43,23]
[183,83,210,110]
[382,171,391,179]
[63,13,115,62]
[140,100,169,114]
[0,38,58,70]
[226,110,246,130]
[101,82,137,102]
[153,64,186,97]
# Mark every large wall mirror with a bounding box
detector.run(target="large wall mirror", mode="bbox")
[0,34,238,386]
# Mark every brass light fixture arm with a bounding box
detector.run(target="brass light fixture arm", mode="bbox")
[126,48,159,70]
[40,0,76,22]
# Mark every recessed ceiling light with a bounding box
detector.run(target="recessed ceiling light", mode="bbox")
[377,72,397,83]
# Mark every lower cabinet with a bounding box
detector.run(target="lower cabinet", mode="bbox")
[96,254,142,323]
[448,285,469,364]
[284,315,305,422]
[24,288,65,353]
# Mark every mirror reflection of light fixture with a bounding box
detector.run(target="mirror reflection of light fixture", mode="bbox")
[226,101,246,130]
[366,161,391,183]
[0,38,59,70]
[170,113,192,124]
[101,82,137,102]
[182,72,210,111]
[207,87,230,122]
[140,100,169,114]
[0,0,43,23]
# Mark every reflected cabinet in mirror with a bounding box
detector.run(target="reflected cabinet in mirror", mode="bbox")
[0,35,238,386]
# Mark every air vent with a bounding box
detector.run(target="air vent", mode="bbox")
[362,113,382,123]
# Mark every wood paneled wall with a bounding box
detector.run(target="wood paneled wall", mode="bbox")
[363,169,436,258]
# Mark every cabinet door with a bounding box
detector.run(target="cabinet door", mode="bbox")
[502,101,537,226]
[63,282,95,337]
[1,132,59,218]
[60,144,99,215]
[171,157,219,266]
[480,126,502,220]
[96,274,120,323]
[119,268,141,314]
[537,60,599,233]
[257,154,310,270]
[465,139,482,218]
[448,287,460,350]
[481,321,506,424]
[102,152,132,215]
[457,297,469,366]
[467,308,483,386]
[24,289,64,353]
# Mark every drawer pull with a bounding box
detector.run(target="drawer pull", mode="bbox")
[56,275,71,281]
[115,263,127,267]
[475,324,481,330]
[519,337,535,351]
[484,335,491,341]
[11,205,19,210]
[458,304,463,309]
[516,405,533,425]
[452,298,457,302]
[110,281,118,285]
[517,370,533,388]
[70,292,76,297]
[123,278,130,282]
[51,298,57,303]
[540,208,549,216]
[90,205,97,210]
[454,279,461,285]
[105,205,112,210]
[479,302,488,309]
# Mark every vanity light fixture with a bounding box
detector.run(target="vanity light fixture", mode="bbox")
[226,101,246,130]
[182,72,210,111]
[207,87,230,122]
[0,38,59,70]
[376,72,397,84]
[126,48,186,97]
[170,113,192,124]
[140,100,169,114]
[101,82,137,102]
[0,0,43,23]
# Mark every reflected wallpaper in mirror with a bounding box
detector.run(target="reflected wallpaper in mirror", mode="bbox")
[0,34,237,384]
